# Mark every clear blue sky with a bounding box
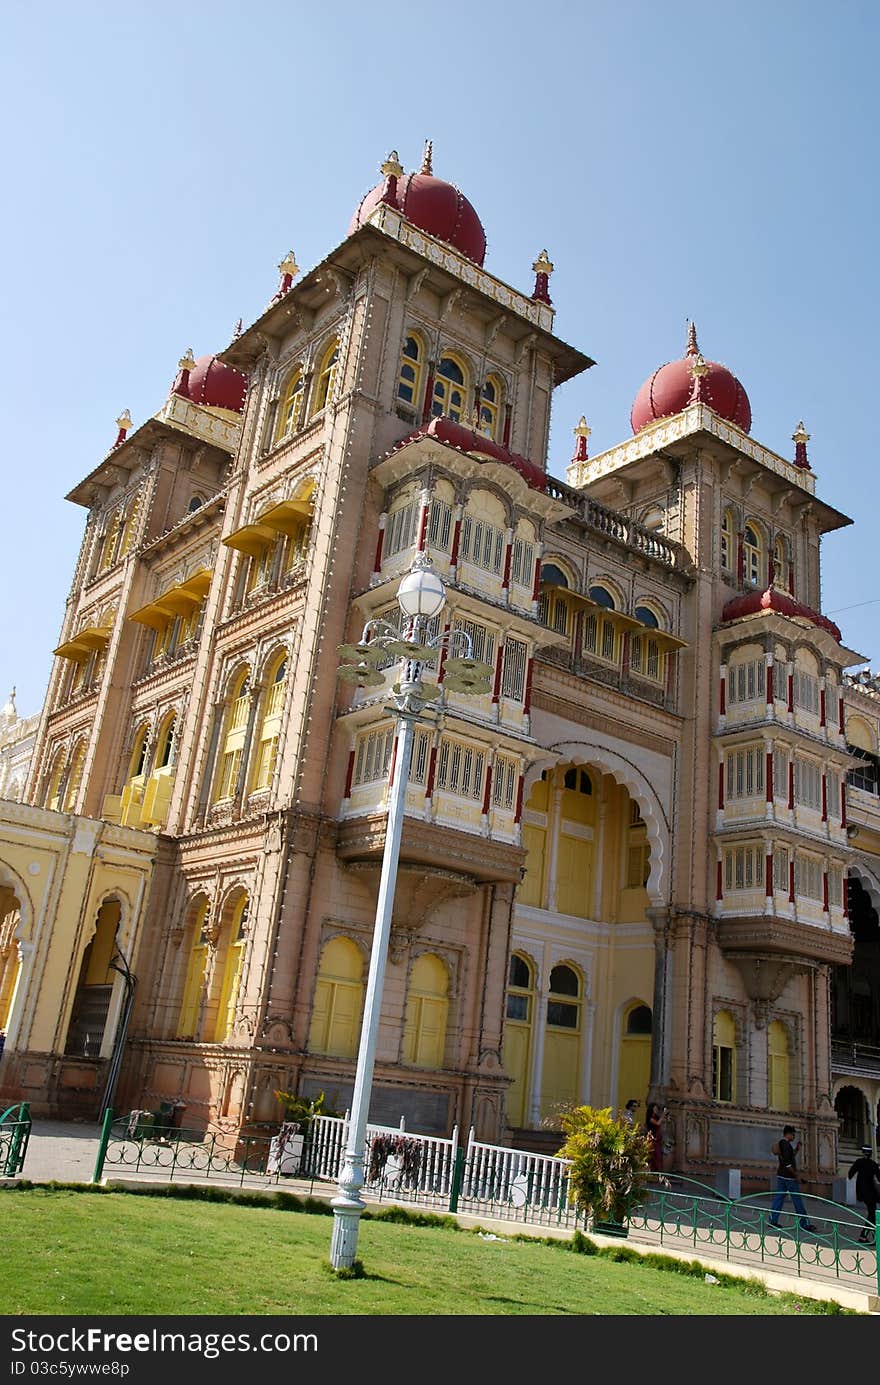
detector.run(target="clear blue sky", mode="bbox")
[2,1,878,715]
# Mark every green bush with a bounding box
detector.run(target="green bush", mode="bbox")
[556,1105,652,1224]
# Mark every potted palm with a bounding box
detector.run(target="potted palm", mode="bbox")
[556,1105,652,1236]
[268,1089,330,1176]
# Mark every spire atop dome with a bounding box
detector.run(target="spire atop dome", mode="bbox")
[113,409,132,448]
[631,328,751,434]
[686,320,700,356]
[532,249,554,306]
[421,139,433,175]
[349,147,487,266]
[688,351,710,403]
[792,420,811,470]
[573,416,591,462]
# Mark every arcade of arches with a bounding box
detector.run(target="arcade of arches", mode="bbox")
[832,874,880,1156]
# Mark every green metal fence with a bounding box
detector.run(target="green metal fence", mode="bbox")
[0,1102,31,1177]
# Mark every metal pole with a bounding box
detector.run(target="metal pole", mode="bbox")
[330,707,417,1269]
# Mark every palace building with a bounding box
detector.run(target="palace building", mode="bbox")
[1,144,878,1192]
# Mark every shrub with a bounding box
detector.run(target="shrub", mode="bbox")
[556,1105,652,1225]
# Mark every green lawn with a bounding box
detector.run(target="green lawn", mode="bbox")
[0,1188,851,1315]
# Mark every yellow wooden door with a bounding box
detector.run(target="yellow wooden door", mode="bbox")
[617,1035,651,1116]
[519,824,546,906]
[503,1021,531,1127]
[555,833,592,917]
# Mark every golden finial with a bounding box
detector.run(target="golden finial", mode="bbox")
[116,408,132,433]
[421,139,433,175]
[380,150,403,179]
[277,250,299,280]
[574,416,591,440]
[686,320,700,356]
[178,347,196,373]
[532,249,554,277]
[792,421,810,445]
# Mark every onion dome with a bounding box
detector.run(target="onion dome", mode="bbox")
[349,142,487,267]
[722,588,842,643]
[631,323,751,434]
[171,351,248,414]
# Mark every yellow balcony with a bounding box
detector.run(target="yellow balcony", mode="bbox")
[54,625,112,663]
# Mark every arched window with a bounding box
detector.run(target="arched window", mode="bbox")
[397,334,423,409]
[402,953,449,1068]
[275,368,305,440]
[156,713,176,770]
[310,339,339,418]
[503,952,535,1127]
[743,523,765,587]
[634,605,659,628]
[720,508,736,573]
[308,936,364,1057]
[584,586,619,664]
[127,725,149,782]
[62,742,86,812]
[251,656,287,791]
[768,1020,790,1110]
[44,750,65,811]
[213,669,250,803]
[211,896,248,1043]
[431,354,469,424]
[631,606,665,684]
[774,535,792,593]
[712,1010,736,1103]
[187,495,204,513]
[617,1000,652,1116]
[478,374,503,439]
[626,1004,653,1034]
[541,964,582,1118]
[538,563,572,634]
[176,898,210,1040]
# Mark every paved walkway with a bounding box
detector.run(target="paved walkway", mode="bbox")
[7,1120,879,1315]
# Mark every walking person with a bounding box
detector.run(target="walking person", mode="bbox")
[847,1145,880,1243]
[646,1102,665,1174]
[769,1125,816,1232]
[620,1098,639,1129]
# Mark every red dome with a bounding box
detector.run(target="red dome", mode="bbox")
[631,329,751,434]
[350,170,486,266]
[172,354,248,414]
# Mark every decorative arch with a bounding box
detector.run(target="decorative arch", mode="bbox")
[0,862,33,944]
[402,951,450,1068]
[478,372,504,440]
[397,331,425,410]
[431,351,471,425]
[275,365,306,441]
[309,337,340,418]
[527,742,670,903]
[848,859,880,917]
[308,935,365,1057]
[743,518,767,586]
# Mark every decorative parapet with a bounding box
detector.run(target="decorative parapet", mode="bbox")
[155,393,242,453]
[366,202,555,333]
[566,402,817,496]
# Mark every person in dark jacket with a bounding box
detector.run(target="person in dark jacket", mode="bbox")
[847,1145,880,1242]
[769,1125,816,1232]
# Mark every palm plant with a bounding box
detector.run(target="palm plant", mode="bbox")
[557,1105,652,1226]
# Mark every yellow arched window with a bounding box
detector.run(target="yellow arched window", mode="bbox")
[538,563,572,636]
[584,585,619,664]
[720,508,736,573]
[62,742,86,812]
[774,535,792,593]
[768,1020,790,1110]
[99,512,123,572]
[743,523,765,587]
[211,896,248,1043]
[213,669,251,802]
[177,899,210,1040]
[402,953,449,1068]
[478,374,503,439]
[431,354,469,424]
[44,750,65,811]
[397,334,423,409]
[155,713,176,770]
[308,936,364,1057]
[712,1010,736,1102]
[127,725,149,782]
[119,495,141,557]
[503,953,535,1127]
[275,368,305,441]
[631,604,666,685]
[251,656,287,791]
[541,963,582,1118]
[310,338,339,418]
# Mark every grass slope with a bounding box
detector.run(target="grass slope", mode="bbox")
[0,1188,853,1316]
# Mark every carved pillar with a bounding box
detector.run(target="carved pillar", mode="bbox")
[647,908,673,1092]
[545,784,563,912]
[527,958,549,1128]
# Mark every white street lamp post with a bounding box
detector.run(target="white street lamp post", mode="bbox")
[329,553,492,1270]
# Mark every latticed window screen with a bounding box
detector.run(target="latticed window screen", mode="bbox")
[501,638,528,700]
[727,659,763,704]
[795,854,822,900]
[726,746,765,798]
[436,739,485,799]
[773,747,789,800]
[385,500,420,558]
[511,539,534,587]
[452,617,495,667]
[794,758,822,810]
[427,499,453,550]
[492,757,518,810]
[724,844,763,891]
[793,670,820,715]
[409,729,432,784]
[459,516,505,573]
[353,726,395,786]
[773,847,790,894]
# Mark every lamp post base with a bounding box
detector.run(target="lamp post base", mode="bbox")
[330,1192,366,1270]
